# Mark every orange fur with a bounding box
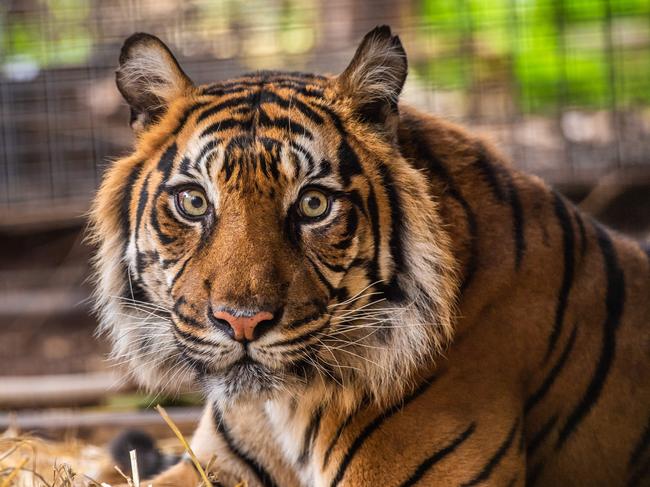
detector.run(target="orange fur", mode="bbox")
[92,27,649,486]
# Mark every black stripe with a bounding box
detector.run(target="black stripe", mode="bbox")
[178,156,192,174]
[173,309,205,331]
[146,143,179,250]
[122,276,151,305]
[134,174,151,241]
[322,409,359,470]
[156,143,178,183]
[473,149,525,268]
[121,278,150,304]
[474,150,507,202]
[150,204,176,245]
[366,186,382,287]
[525,324,578,414]
[313,251,347,273]
[212,406,279,487]
[526,462,544,487]
[332,209,358,251]
[172,298,206,330]
[171,101,211,136]
[193,139,220,172]
[179,349,210,377]
[258,110,313,139]
[286,309,326,330]
[119,162,147,300]
[629,417,650,468]
[527,414,558,457]
[160,257,178,269]
[337,138,362,186]
[557,223,625,448]
[266,317,331,348]
[345,189,367,218]
[504,175,526,269]
[329,375,437,487]
[312,159,333,179]
[201,118,248,138]
[162,204,192,232]
[427,160,477,293]
[133,171,152,278]
[399,423,476,487]
[196,94,255,124]
[119,160,145,243]
[298,405,325,464]
[172,323,211,347]
[290,141,316,175]
[460,418,520,487]
[377,160,406,299]
[170,256,192,289]
[518,421,525,453]
[259,90,325,125]
[305,254,336,295]
[545,192,576,362]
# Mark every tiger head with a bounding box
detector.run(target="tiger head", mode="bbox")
[91,26,458,409]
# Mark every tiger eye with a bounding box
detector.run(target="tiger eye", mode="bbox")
[299,189,329,219]
[176,188,208,218]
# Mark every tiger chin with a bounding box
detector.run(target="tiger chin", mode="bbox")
[91,26,649,487]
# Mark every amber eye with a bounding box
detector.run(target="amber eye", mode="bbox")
[299,189,330,219]
[176,187,208,219]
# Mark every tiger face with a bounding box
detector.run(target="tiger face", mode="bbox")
[91,27,458,408]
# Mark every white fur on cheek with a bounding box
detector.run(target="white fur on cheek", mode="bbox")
[92,222,197,394]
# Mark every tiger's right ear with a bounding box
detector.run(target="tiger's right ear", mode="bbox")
[116,33,193,132]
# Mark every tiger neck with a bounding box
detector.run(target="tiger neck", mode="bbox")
[397,106,564,332]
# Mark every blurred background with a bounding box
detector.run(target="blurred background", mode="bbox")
[1,0,649,438]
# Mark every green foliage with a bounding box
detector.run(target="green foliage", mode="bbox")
[0,0,91,69]
[416,0,650,113]
[1,0,648,113]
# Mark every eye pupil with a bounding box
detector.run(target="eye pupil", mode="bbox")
[307,196,321,209]
[190,195,204,208]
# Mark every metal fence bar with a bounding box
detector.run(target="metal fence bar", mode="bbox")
[0,0,649,222]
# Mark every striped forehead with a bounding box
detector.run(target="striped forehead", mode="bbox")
[165,75,343,190]
[170,129,332,190]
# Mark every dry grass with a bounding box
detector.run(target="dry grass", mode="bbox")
[0,409,202,487]
[0,406,247,487]
[0,428,113,486]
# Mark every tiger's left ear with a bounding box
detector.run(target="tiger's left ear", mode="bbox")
[116,33,194,132]
[337,25,407,131]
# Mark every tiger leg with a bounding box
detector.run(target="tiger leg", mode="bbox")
[314,375,526,486]
[142,401,301,487]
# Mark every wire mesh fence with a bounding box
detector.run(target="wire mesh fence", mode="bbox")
[1,0,649,224]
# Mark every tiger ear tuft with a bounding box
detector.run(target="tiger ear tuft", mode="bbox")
[116,33,193,132]
[337,25,407,127]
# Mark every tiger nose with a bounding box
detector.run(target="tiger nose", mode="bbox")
[211,309,275,342]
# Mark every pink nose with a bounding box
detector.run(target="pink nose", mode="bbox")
[212,309,275,342]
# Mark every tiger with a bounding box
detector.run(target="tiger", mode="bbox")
[90,26,650,486]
